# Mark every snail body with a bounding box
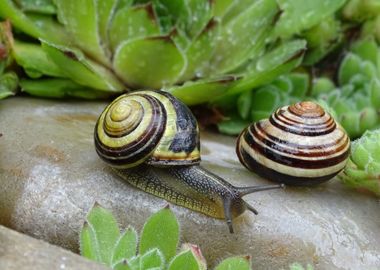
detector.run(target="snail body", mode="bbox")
[95,90,282,233]
[237,101,351,186]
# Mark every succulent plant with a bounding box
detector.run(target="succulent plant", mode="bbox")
[339,129,380,197]
[0,0,352,103]
[81,204,253,270]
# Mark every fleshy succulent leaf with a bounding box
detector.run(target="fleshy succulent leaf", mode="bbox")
[140,248,165,270]
[54,0,110,67]
[217,115,250,136]
[0,72,18,99]
[41,40,124,92]
[83,203,121,266]
[109,4,160,52]
[274,0,346,38]
[139,207,179,262]
[111,227,138,265]
[113,37,185,89]
[221,39,306,97]
[215,256,251,270]
[14,0,56,14]
[167,250,201,270]
[113,259,133,270]
[96,0,118,53]
[80,221,99,262]
[20,79,113,99]
[12,41,65,78]
[211,0,234,18]
[211,0,278,74]
[237,90,253,120]
[167,76,238,105]
[338,53,363,86]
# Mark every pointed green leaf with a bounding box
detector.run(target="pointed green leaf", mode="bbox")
[217,116,250,136]
[370,79,380,108]
[140,249,165,270]
[12,41,64,78]
[14,0,56,14]
[182,0,212,39]
[0,72,18,99]
[113,37,185,89]
[212,0,277,73]
[178,20,220,81]
[221,39,306,97]
[251,85,286,122]
[80,221,100,261]
[351,38,379,67]
[54,0,110,66]
[0,0,43,38]
[41,40,124,92]
[215,256,251,270]
[96,0,118,52]
[311,77,335,97]
[168,250,200,270]
[111,227,138,265]
[113,259,133,270]
[237,90,253,120]
[85,203,121,266]
[274,0,346,38]
[109,4,160,52]
[212,0,234,18]
[150,0,186,34]
[167,76,238,105]
[180,244,207,270]
[20,79,113,99]
[139,207,179,262]
[338,53,363,86]
[221,0,259,25]
[288,73,309,98]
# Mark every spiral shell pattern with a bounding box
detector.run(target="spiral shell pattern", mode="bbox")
[95,90,200,168]
[236,101,350,185]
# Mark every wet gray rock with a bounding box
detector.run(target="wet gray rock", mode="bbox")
[0,97,379,270]
[0,225,108,270]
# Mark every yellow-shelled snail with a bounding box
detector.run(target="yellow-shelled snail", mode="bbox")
[236,101,351,185]
[94,90,283,233]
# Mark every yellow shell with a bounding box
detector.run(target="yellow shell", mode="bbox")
[95,90,200,168]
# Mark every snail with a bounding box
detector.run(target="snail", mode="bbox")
[236,101,351,186]
[94,90,283,233]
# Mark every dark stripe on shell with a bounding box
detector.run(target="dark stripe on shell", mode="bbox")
[95,95,166,167]
[251,123,349,157]
[269,114,336,136]
[242,128,350,169]
[238,148,341,186]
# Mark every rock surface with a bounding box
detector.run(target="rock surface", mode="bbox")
[0,97,379,270]
[0,225,108,270]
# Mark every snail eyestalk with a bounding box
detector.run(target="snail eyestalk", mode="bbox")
[237,183,285,196]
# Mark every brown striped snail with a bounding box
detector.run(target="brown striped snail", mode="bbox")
[94,90,283,233]
[236,101,351,186]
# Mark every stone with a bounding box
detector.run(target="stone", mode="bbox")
[0,97,379,270]
[0,225,108,270]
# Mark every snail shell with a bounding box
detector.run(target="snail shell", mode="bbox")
[236,101,350,185]
[95,90,283,233]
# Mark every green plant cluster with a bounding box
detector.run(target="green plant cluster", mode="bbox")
[81,204,315,270]
[0,0,350,103]
[217,37,380,139]
[81,204,251,270]
[340,129,380,197]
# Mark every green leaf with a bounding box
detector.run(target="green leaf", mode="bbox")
[168,250,200,270]
[12,41,64,78]
[14,0,56,14]
[237,91,253,120]
[111,227,138,265]
[251,85,286,122]
[212,0,234,18]
[274,0,346,38]
[338,53,362,86]
[140,248,165,269]
[113,37,185,89]
[139,207,179,262]
[215,256,251,270]
[109,4,160,52]
[217,116,249,136]
[167,77,237,105]
[311,77,335,97]
[370,79,380,108]
[41,40,124,92]
[20,79,113,99]
[351,38,379,66]
[54,0,110,66]
[289,262,314,270]
[113,259,133,270]
[96,0,118,53]
[80,222,99,262]
[83,203,121,266]
[222,39,306,97]
[0,72,18,99]
[288,73,309,98]
[212,0,278,73]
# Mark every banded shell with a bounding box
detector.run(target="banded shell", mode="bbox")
[236,101,350,185]
[95,90,200,168]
